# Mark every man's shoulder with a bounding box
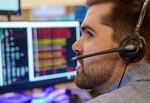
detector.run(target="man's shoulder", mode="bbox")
[88,82,150,103]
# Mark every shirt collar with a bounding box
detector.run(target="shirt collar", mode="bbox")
[106,63,150,93]
[129,63,150,82]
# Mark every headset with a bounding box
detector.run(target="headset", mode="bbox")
[72,0,149,88]
[72,0,150,63]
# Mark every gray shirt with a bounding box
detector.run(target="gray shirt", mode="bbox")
[88,64,150,103]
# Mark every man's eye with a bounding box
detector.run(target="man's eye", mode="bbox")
[84,29,94,38]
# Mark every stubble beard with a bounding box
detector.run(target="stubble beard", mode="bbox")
[74,53,119,89]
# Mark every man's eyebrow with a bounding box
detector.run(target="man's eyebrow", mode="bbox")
[80,25,96,32]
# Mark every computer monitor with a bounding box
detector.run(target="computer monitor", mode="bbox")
[0,21,80,93]
[0,0,21,15]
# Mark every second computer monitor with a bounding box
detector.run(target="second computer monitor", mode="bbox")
[0,21,80,93]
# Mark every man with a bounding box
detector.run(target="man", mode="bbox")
[72,0,150,102]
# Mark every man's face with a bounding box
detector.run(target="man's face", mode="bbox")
[72,3,120,89]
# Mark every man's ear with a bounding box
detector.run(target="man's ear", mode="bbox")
[139,35,146,45]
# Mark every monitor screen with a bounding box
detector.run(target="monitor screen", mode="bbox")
[0,21,80,93]
[0,0,20,15]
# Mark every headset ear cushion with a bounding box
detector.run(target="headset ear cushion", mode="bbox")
[119,36,145,63]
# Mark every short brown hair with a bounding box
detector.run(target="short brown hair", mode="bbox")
[86,0,150,61]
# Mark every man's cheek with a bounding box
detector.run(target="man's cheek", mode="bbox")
[83,55,104,65]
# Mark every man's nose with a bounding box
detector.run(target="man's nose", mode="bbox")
[72,39,83,55]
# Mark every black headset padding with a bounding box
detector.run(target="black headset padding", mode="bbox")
[119,36,145,63]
